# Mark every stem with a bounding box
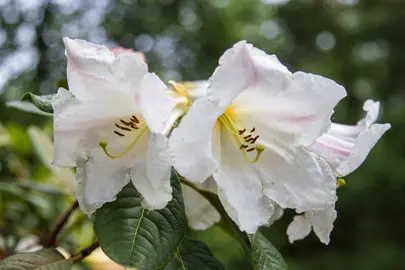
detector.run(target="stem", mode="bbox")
[70,242,100,262]
[46,200,79,247]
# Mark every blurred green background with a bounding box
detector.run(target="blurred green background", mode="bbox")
[0,0,403,269]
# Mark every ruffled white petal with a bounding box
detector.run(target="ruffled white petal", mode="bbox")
[110,47,146,62]
[234,72,346,147]
[183,80,208,101]
[310,99,390,177]
[214,130,274,233]
[287,215,311,244]
[208,41,262,109]
[306,206,337,245]
[358,100,380,127]
[287,206,337,245]
[336,123,390,176]
[138,73,188,134]
[267,203,284,227]
[182,179,220,230]
[258,146,336,212]
[64,37,147,101]
[169,98,222,183]
[130,133,173,210]
[75,148,134,215]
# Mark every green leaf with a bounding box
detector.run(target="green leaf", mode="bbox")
[21,92,55,113]
[248,231,287,270]
[164,237,225,270]
[6,101,53,116]
[0,248,72,270]
[94,169,186,269]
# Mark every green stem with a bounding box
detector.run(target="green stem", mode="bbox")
[70,242,100,262]
[46,200,79,247]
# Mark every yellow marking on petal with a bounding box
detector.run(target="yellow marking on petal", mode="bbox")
[99,126,148,159]
[337,178,346,188]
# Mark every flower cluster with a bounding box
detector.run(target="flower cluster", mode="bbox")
[53,38,390,244]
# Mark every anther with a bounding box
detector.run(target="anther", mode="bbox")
[246,138,254,143]
[115,124,131,131]
[114,131,125,137]
[244,134,252,140]
[250,127,256,133]
[239,144,248,149]
[120,120,132,126]
[131,115,140,124]
[246,147,255,152]
[100,127,148,159]
[238,129,246,135]
[250,135,259,144]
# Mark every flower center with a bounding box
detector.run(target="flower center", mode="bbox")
[169,81,192,106]
[219,106,264,163]
[99,115,148,159]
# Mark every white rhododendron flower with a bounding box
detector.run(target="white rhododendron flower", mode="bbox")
[287,100,390,244]
[53,38,189,215]
[310,100,391,177]
[169,41,347,233]
[182,177,221,230]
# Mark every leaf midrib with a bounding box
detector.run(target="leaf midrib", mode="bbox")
[129,208,145,256]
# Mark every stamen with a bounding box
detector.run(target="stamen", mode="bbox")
[219,114,265,164]
[239,144,248,149]
[120,120,132,126]
[100,127,148,159]
[131,115,139,124]
[337,178,346,188]
[250,135,259,144]
[115,124,131,131]
[250,127,256,133]
[114,131,125,137]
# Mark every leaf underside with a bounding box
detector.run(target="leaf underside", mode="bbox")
[249,231,287,270]
[0,248,72,270]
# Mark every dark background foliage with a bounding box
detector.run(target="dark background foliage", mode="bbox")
[0,0,403,269]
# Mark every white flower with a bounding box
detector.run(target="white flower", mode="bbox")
[169,41,347,233]
[53,38,189,215]
[182,177,221,230]
[310,100,391,177]
[287,206,336,245]
[287,100,390,244]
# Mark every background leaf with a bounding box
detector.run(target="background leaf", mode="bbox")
[0,248,72,270]
[94,169,186,269]
[249,231,287,270]
[164,237,225,270]
[21,93,55,113]
[6,101,53,116]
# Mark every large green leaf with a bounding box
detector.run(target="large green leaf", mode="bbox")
[22,92,55,113]
[94,169,186,269]
[248,231,287,270]
[164,237,225,270]
[0,248,72,270]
